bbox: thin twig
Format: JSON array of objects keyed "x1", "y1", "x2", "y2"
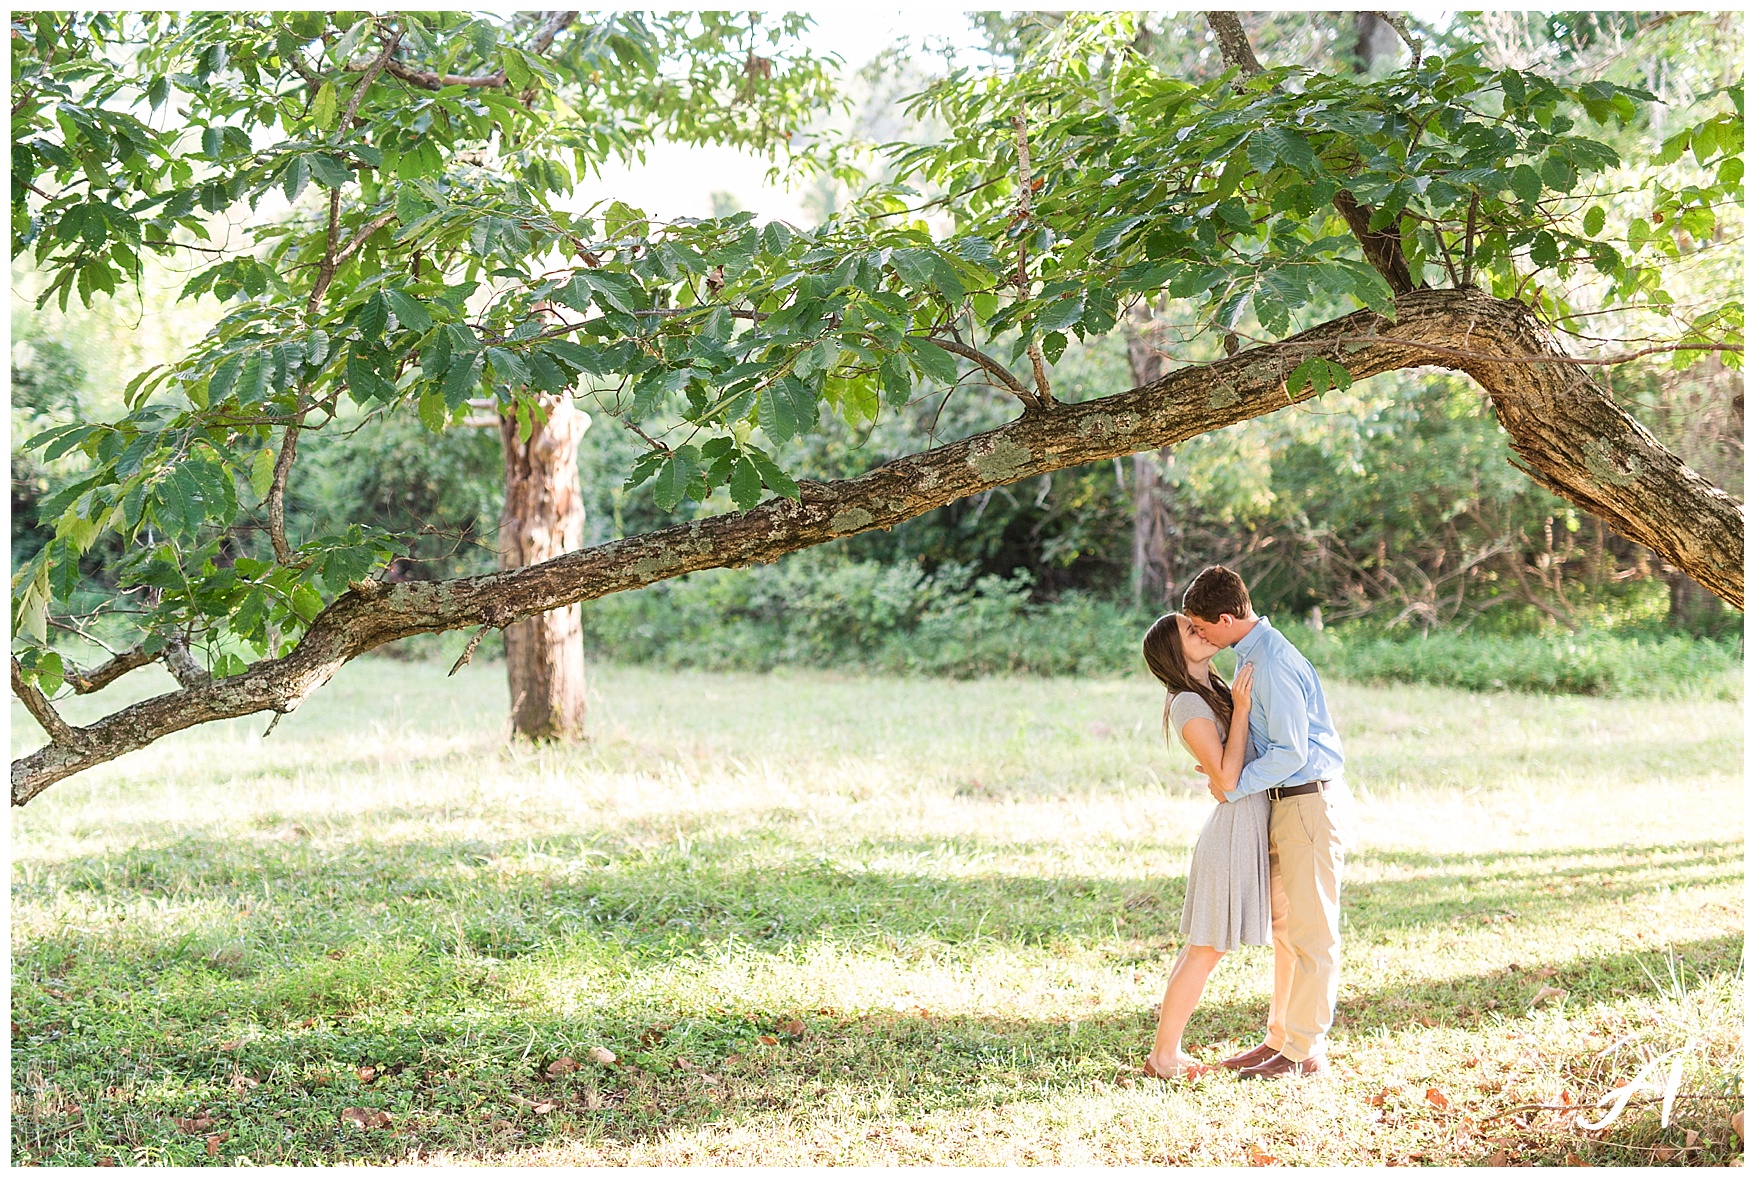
[
  {"x1": 1012, "y1": 111, "x2": 1052, "y2": 407},
  {"x1": 449, "y1": 624, "x2": 491, "y2": 676},
  {"x1": 923, "y1": 338, "x2": 1034, "y2": 404}
]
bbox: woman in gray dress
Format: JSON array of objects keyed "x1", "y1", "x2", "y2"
[{"x1": 1138, "y1": 612, "x2": 1271, "y2": 1079}]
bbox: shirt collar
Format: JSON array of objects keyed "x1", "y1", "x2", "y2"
[{"x1": 1233, "y1": 616, "x2": 1273, "y2": 659}]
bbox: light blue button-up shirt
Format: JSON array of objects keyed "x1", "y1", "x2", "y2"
[{"x1": 1226, "y1": 617, "x2": 1346, "y2": 800}]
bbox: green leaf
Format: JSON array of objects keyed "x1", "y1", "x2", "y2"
[
  {"x1": 313, "y1": 80, "x2": 337, "y2": 129},
  {"x1": 309, "y1": 153, "x2": 353, "y2": 189},
  {"x1": 758, "y1": 381, "x2": 798, "y2": 444},
  {"x1": 290, "y1": 582, "x2": 325, "y2": 622},
  {"x1": 384, "y1": 289, "x2": 432, "y2": 332},
  {"x1": 1286, "y1": 356, "x2": 1353, "y2": 397},
  {"x1": 418, "y1": 388, "x2": 447, "y2": 432},
  {"x1": 1261, "y1": 125, "x2": 1318, "y2": 174},
  {"x1": 729, "y1": 456, "x2": 762, "y2": 510},
  {"x1": 249, "y1": 448, "x2": 275, "y2": 499},
  {"x1": 207, "y1": 353, "x2": 243, "y2": 403},
  {"x1": 743, "y1": 445, "x2": 799, "y2": 500},
  {"x1": 1510, "y1": 163, "x2": 1542, "y2": 205},
  {"x1": 1582, "y1": 206, "x2": 1607, "y2": 237},
  {"x1": 237, "y1": 352, "x2": 270, "y2": 406},
  {"x1": 909, "y1": 339, "x2": 961, "y2": 385},
  {"x1": 358, "y1": 292, "x2": 389, "y2": 340},
  {"x1": 651, "y1": 445, "x2": 700, "y2": 511},
  {"x1": 283, "y1": 154, "x2": 311, "y2": 203},
  {"x1": 761, "y1": 220, "x2": 794, "y2": 255}
]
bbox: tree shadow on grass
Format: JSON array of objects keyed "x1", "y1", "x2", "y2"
[{"x1": 12, "y1": 816, "x2": 1744, "y2": 1164}]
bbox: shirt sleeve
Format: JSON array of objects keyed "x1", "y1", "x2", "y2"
[{"x1": 1229, "y1": 653, "x2": 1311, "y2": 799}]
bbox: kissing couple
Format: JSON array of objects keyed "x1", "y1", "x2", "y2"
[{"x1": 1139, "y1": 564, "x2": 1356, "y2": 1081}]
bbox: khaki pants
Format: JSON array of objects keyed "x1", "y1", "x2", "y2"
[{"x1": 1264, "y1": 781, "x2": 1352, "y2": 1063}]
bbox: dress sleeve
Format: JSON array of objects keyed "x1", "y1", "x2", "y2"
[{"x1": 1167, "y1": 692, "x2": 1217, "y2": 747}]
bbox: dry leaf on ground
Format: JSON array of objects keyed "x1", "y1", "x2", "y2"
[
  {"x1": 1532, "y1": 986, "x2": 1568, "y2": 1006},
  {"x1": 1732, "y1": 1111, "x2": 1744, "y2": 1141},
  {"x1": 588, "y1": 1046, "x2": 616, "y2": 1066},
  {"x1": 1684, "y1": 1129, "x2": 1700, "y2": 1148},
  {"x1": 758, "y1": 1034, "x2": 778, "y2": 1046},
  {"x1": 357, "y1": 1065, "x2": 376, "y2": 1083},
  {"x1": 1563, "y1": 1151, "x2": 1591, "y2": 1165},
  {"x1": 1426, "y1": 1087, "x2": 1451, "y2": 1110},
  {"x1": 173, "y1": 1115, "x2": 214, "y2": 1134},
  {"x1": 545, "y1": 1057, "x2": 579, "y2": 1079},
  {"x1": 1247, "y1": 1141, "x2": 1281, "y2": 1166},
  {"x1": 205, "y1": 1133, "x2": 228, "y2": 1156},
  {"x1": 340, "y1": 1107, "x2": 392, "y2": 1130},
  {"x1": 1487, "y1": 1149, "x2": 1509, "y2": 1166},
  {"x1": 780, "y1": 1019, "x2": 806, "y2": 1036}
]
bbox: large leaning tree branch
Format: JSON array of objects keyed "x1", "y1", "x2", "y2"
[{"x1": 12, "y1": 288, "x2": 1743, "y2": 803}]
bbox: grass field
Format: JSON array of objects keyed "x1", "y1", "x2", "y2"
[{"x1": 10, "y1": 657, "x2": 1745, "y2": 1166}]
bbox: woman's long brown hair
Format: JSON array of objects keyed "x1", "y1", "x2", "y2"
[{"x1": 1142, "y1": 612, "x2": 1234, "y2": 747}]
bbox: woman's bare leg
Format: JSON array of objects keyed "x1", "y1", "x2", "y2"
[{"x1": 1144, "y1": 943, "x2": 1225, "y2": 1078}]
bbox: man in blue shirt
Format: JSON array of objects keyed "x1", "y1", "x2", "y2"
[{"x1": 1183, "y1": 565, "x2": 1354, "y2": 1080}]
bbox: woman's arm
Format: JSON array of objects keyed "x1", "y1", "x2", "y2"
[{"x1": 1182, "y1": 665, "x2": 1254, "y2": 801}]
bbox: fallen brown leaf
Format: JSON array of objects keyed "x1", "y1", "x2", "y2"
[
  {"x1": 340, "y1": 1107, "x2": 392, "y2": 1130},
  {"x1": 229, "y1": 1074, "x2": 260, "y2": 1093},
  {"x1": 173, "y1": 1115, "x2": 215, "y2": 1134},
  {"x1": 1248, "y1": 1141, "x2": 1281, "y2": 1166},
  {"x1": 42, "y1": 988, "x2": 69, "y2": 1000},
  {"x1": 532, "y1": 1102, "x2": 557, "y2": 1115},
  {"x1": 587, "y1": 1046, "x2": 616, "y2": 1066},
  {"x1": 545, "y1": 1057, "x2": 579, "y2": 1079},
  {"x1": 1532, "y1": 966, "x2": 1559, "y2": 979},
  {"x1": 639, "y1": 1024, "x2": 670, "y2": 1048},
  {"x1": 1487, "y1": 1150, "x2": 1509, "y2": 1166},
  {"x1": 1532, "y1": 986, "x2": 1568, "y2": 1006},
  {"x1": 1732, "y1": 1111, "x2": 1744, "y2": 1142},
  {"x1": 1369, "y1": 1088, "x2": 1392, "y2": 1108},
  {"x1": 1563, "y1": 1151, "x2": 1590, "y2": 1166},
  {"x1": 781, "y1": 1019, "x2": 806, "y2": 1036},
  {"x1": 205, "y1": 1133, "x2": 228, "y2": 1157},
  {"x1": 1414, "y1": 1015, "x2": 1437, "y2": 1028},
  {"x1": 1685, "y1": 1129, "x2": 1699, "y2": 1148},
  {"x1": 758, "y1": 1034, "x2": 778, "y2": 1046},
  {"x1": 1426, "y1": 1086, "x2": 1451, "y2": 1110},
  {"x1": 357, "y1": 1065, "x2": 376, "y2": 1083},
  {"x1": 673, "y1": 1057, "x2": 695, "y2": 1071},
  {"x1": 217, "y1": 1039, "x2": 244, "y2": 1052},
  {"x1": 1654, "y1": 1146, "x2": 1676, "y2": 1161},
  {"x1": 95, "y1": 1158, "x2": 117, "y2": 1167}
]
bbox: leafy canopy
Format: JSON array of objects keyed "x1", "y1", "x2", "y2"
[{"x1": 10, "y1": 11, "x2": 1743, "y2": 696}]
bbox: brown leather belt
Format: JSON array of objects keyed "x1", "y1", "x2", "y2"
[{"x1": 1267, "y1": 779, "x2": 1328, "y2": 801}]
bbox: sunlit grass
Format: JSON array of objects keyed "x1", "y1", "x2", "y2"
[{"x1": 11, "y1": 659, "x2": 1744, "y2": 1165}]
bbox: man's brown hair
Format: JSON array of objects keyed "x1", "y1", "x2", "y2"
[{"x1": 1182, "y1": 565, "x2": 1252, "y2": 622}]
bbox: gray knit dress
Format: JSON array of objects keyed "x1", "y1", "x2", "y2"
[{"x1": 1169, "y1": 691, "x2": 1272, "y2": 951}]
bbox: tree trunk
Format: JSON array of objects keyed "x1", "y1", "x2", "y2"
[
  {"x1": 497, "y1": 394, "x2": 590, "y2": 740},
  {"x1": 1124, "y1": 305, "x2": 1176, "y2": 608},
  {"x1": 14, "y1": 288, "x2": 1743, "y2": 803}
]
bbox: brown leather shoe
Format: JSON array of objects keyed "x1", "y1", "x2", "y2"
[
  {"x1": 1217, "y1": 1043, "x2": 1279, "y2": 1071},
  {"x1": 1238, "y1": 1052, "x2": 1329, "y2": 1080}
]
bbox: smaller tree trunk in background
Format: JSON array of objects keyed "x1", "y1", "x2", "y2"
[
  {"x1": 1125, "y1": 306, "x2": 1176, "y2": 608},
  {"x1": 498, "y1": 395, "x2": 590, "y2": 740}
]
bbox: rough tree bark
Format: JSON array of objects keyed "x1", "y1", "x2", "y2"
[
  {"x1": 13, "y1": 286, "x2": 1742, "y2": 804},
  {"x1": 497, "y1": 394, "x2": 590, "y2": 740},
  {"x1": 1123, "y1": 305, "x2": 1176, "y2": 608}
]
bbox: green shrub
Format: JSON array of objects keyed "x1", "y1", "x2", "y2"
[{"x1": 569, "y1": 558, "x2": 1741, "y2": 699}]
